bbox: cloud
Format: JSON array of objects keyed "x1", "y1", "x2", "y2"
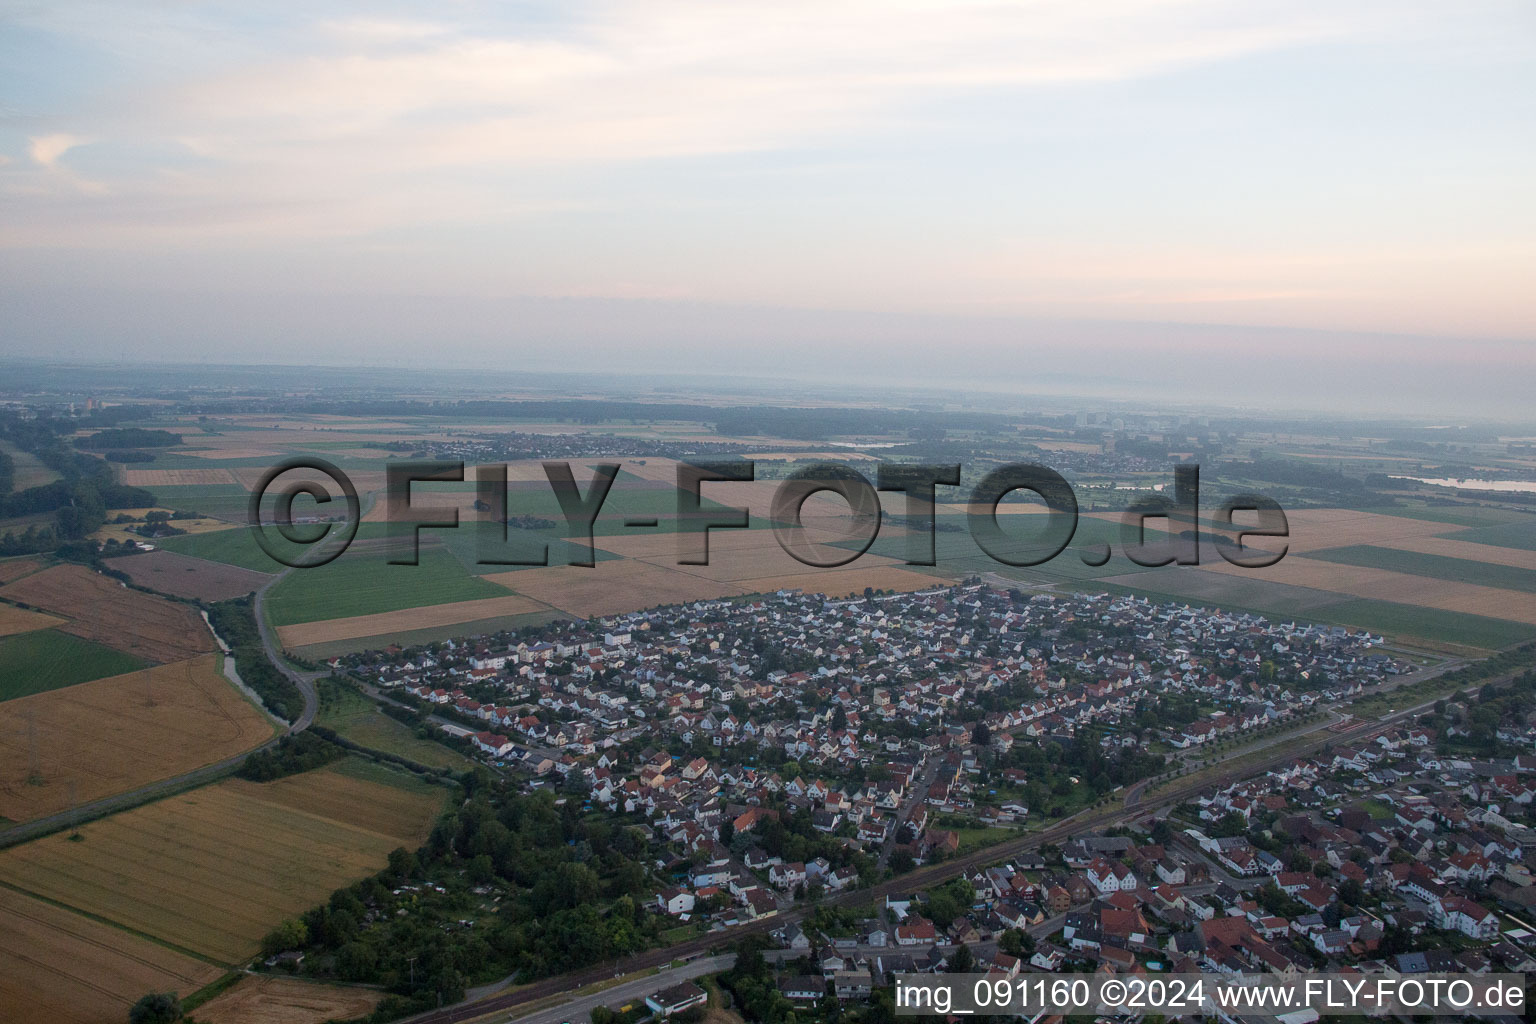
[
  {"x1": 1, "y1": 0, "x2": 1531, "y2": 345},
  {"x1": 28, "y1": 133, "x2": 90, "y2": 169}
]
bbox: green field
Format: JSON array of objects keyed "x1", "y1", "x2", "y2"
[
  {"x1": 0, "y1": 630, "x2": 149, "y2": 701},
  {"x1": 0, "y1": 440, "x2": 60, "y2": 490},
  {"x1": 265, "y1": 543, "x2": 511, "y2": 626},
  {"x1": 317, "y1": 682, "x2": 474, "y2": 770},
  {"x1": 158, "y1": 526, "x2": 290, "y2": 572},
  {"x1": 1450, "y1": 520, "x2": 1536, "y2": 552},
  {"x1": 148, "y1": 483, "x2": 255, "y2": 520},
  {"x1": 1321, "y1": 598, "x2": 1535, "y2": 650},
  {"x1": 1306, "y1": 545, "x2": 1536, "y2": 594},
  {"x1": 1358, "y1": 503, "x2": 1532, "y2": 528}
]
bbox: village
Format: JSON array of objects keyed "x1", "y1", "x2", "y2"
[{"x1": 278, "y1": 584, "x2": 1531, "y2": 1011}]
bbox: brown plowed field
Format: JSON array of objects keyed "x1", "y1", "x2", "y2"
[
  {"x1": 103, "y1": 549, "x2": 271, "y2": 601},
  {"x1": 0, "y1": 564, "x2": 215, "y2": 663}
]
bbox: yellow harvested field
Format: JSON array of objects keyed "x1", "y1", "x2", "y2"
[
  {"x1": 1378, "y1": 535, "x2": 1536, "y2": 571},
  {"x1": 122, "y1": 468, "x2": 237, "y2": 486},
  {"x1": 0, "y1": 655, "x2": 275, "y2": 822},
  {"x1": 1198, "y1": 557, "x2": 1536, "y2": 626},
  {"x1": 193, "y1": 975, "x2": 382, "y2": 1024},
  {"x1": 0, "y1": 603, "x2": 65, "y2": 637},
  {"x1": 0, "y1": 888, "x2": 222, "y2": 1024},
  {"x1": 0, "y1": 764, "x2": 446, "y2": 963},
  {"x1": 487, "y1": 559, "x2": 748, "y2": 618},
  {"x1": 221, "y1": 767, "x2": 444, "y2": 844},
  {"x1": 1082, "y1": 507, "x2": 1464, "y2": 556},
  {"x1": 617, "y1": 458, "x2": 682, "y2": 483},
  {"x1": 1228, "y1": 508, "x2": 1454, "y2": 555},
  {"x1": 276, "y1": 593, "x2": 553, "y2": 648},
  {"x1": 737, "y1": 565, "x2": 945, "y2": 598}
]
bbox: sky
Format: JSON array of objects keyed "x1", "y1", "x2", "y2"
[{"x1": 2, "y1": 1, "x2": 1534, "y2": 415}]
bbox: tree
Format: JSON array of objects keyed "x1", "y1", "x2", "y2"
[
  {"x1": 947, "y1": 943, "x2": 976, "y2": 973},
  {"x1": 972, "y1": 721, "x2": 991, "y2": 746},
  {"x1": 260, "y1": 918, "x2": 307, "y2": 955},
  {"x1": 720, "y1": 818, "x2": 736, "y2": 847},
  {"x1": 999, "y1": 928, "x2": 1024, "y2": 956},
  {"x1": 128, "y1": 993, "x2": 183, "y2": 1024}
]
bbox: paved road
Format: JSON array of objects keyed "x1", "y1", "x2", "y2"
[
  {"x1": 878, "y1": 754, "x2": 939, "y2": 868},
  {"x1": 250, "y1": 527, "x2": 354, "y2": 734},
  {"x1": 502, "y1": 955, "x2": 734, "y2": 1024}
]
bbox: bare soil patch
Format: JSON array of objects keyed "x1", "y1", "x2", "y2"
[{"x1": 193, "y1": 975, "x2": 383, "y2": 1024}]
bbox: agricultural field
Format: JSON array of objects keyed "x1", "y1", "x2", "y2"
[
  {"x1": 1304, "y1": 544, "x2": 1536, "y2": 594},
  {"x1": 0, "y1": 563, "x2": 216, "y2": 664},
  {"x1": 276, "y1": 592, "x2": 552, "y2": 648},
  {"x1": 0, "y1": 759, "x2": 447, "y2": 963},
  {"x1": 122, "y1": 467, "x2": 239, "y2": 486},
  {"x1": 288, "y1": 608, "x2": 568, "y2": 661},
  {"x1": 0, "y1": 629, "x2": 147, "y2": 701},
  {"x1": 0, "y1": 887, "x2": 223, "y2": 1024},
  {"x1": 485, "y1": 558, "x2": 751, "y2": 618},
  {"x1": 0, "y1": 438, "x2": 61, "y2": 490},
  {"x1": 0, "y1": 654, "x2": 275, "y2": 822},
  {"x1": 264, "y1": 543, "x2": 511, "y2": 627},
  {"x1": 316, "y1": 682, "x2": 473, "y2": 770},
  {"x1": 158, "y1": 525, "x2": 292, "y2": 573},
  {"x1": 0, "y1": 602, "x2": 64, "y2": 637},
  {"x1": 147, "y1": 483, "x2": 257, "y2": 521},
  {"x1": 104, "y1": 549, "x2": 272, "y2": 601},
  {"x1": 0, "y1": 556, "x2": 44, "y2": 584},
  {"x1": 1196, "y1": 557, "x2": 1536, "y2": 626},
  {"x1": 732, "y1": 564, "x2": 945, "y2": 598},
  {"x1": 192, "y1": 975, "x2": 382, "y2": 1024},
  {"x1": 90, "y1": 508, "x2": 234, "y2": 545}
]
